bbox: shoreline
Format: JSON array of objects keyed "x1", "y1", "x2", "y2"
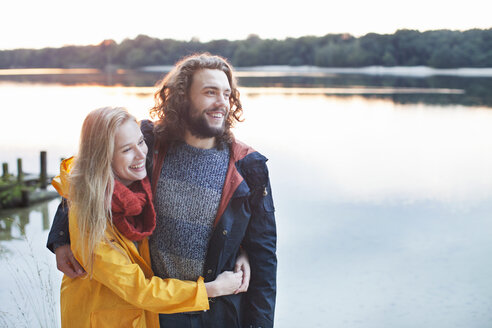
[
  {"x1": 142, "y1": 65, "x2": 492, "y2": 78},
  {"x1": 2, "y1": 66, "x2": 492, "y2": 78}
]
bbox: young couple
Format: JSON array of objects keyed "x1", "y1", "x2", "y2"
[{"x1": 47, "y1": 53, "x2": 277, "y2": 328}]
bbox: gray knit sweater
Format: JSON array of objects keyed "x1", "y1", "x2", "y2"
[{"x1": 149, "y1": 142, "x2": 229, "y2": 280}]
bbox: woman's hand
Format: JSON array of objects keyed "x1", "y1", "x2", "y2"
[
  {"x1": 205, "y1": 271, "x2": 243, "y2": 298},
  {"x1": 234, "y1": 247, "x2": 250, "y2": 294}
]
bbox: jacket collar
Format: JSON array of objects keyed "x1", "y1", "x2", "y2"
[{"x1": 213, "y1": 139, "x2": 255, "y2": 226}]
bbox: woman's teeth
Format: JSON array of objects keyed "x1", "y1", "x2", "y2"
[{"x1": 130, "y1": 163, "x2": 144, "y2": 169}]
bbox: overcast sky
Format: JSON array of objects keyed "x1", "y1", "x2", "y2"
[{"x1": 2, "y1": 0, "x2": 491, "y2": 50}]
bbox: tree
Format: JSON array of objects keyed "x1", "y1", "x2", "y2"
[{"x1": 1, "y1": 29, "x2": 492, "y2": 69}]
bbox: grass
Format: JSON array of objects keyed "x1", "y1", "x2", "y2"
[{"x1": 0, "y1": 226, "x2": 58, "y2": 327}]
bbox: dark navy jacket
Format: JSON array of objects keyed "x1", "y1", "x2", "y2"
[{"x1": 47, "y1": 120, "x2": 277, "y2": 328}]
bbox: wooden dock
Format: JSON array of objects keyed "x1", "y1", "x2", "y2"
[{"x1": 0, "y1": 151, "x2": 59, "y2": 210}]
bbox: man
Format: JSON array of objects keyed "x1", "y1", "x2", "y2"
[{"x1": 47, "y1": 53, "x2": 277, "y2": 328}]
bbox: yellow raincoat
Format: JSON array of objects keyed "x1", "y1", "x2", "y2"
[{"x1": 52, "y1": 157, "x2": 209, "y2": 327}]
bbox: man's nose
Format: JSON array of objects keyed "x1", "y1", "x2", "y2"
[{"x1": 215, "y1": 94, "x2": 228, "y2": 107}]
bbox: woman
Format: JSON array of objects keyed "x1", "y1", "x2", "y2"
[{"x1": 53, "y1": 107, "x2": 244, "y2": 327}]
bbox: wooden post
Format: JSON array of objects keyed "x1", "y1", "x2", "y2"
[
  {"x1": 17, "y1": 158, "x2": 23, "y2": 183},
  {"x1": 21, "y1": 189, "x2": 30, "y2": 207},
  {"x1": 2, "y1": 163, "x2": 8, "y2": 179},
  {"x1": 40, "y1": 151, "x2": 47, "y2": 189}
]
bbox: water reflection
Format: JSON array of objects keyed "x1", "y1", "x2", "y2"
[
  {"x1": 238, "y1": 74, "x2": 492, "y2": 107},
  {"x1": 0, "y1": 200, "x2": 54, "y2": 241},
  {"x1": 1, "y1": 68, "x2": 492, "y2": 107},
  {"x1": 0, "y1": 69, "x2": 164, "y2": 87}
]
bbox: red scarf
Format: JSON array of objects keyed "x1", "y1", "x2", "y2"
[{"x1": 111, "y1": 177, "x2": 156, "y2": 241}]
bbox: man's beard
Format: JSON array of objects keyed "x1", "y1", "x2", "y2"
[{"x1": 186, "y1": 107, "x2": 227, "y2": 139}]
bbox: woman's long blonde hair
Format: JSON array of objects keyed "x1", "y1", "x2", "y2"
[{"x1": 69, "y1": 107, "x2": 135, "y2": 275}]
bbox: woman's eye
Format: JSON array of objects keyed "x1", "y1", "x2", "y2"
[
  {"x1": 138, "y1": 139, "x2": 144, "y2": 145},
  {"x1": 123, "y1": 148, "x2": 131, "y2": 153}
]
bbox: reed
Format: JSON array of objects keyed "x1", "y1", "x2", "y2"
[{"x1": 0, "y1": 225, "x2": 59, "y2": 327}]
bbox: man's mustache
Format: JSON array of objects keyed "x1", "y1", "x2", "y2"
[{"x1": 204, "y1": 108, "x2": 227, "y2": 115}]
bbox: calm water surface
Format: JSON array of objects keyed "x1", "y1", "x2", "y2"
[{"x1": 1, "y1": 69, "x2": 492, "y2": 327}]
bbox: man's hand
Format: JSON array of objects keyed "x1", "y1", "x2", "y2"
[
  {"x1": 234, "y1": 247, "x2": 250, "y2": 294},
  {"x1": 55, "y1": 244, "x2": 86, "y2": 278}
]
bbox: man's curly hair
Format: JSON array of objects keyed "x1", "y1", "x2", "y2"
[{"x1": 150, "y1": 53, "x2": 243, "y2": 147}]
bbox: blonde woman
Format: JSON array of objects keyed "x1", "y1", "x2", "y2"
[{"x1": 53, "y1": 107, "x2": 243, "y2": 327}]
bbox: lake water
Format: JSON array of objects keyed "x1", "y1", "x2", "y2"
[{"x1": 1, "y1": 67, "x2": 492, "y2": 327}]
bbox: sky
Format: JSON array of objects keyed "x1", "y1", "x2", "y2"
[{"x1": 1, "y1": 0, "x2": 492, "y2": 50}]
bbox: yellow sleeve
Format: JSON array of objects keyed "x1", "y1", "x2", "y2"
[{"x1": 69, "y1": 215, "x2": 210, "y2": 314}]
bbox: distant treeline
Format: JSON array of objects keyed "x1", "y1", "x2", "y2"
[{"x1": 1, "y1": 28, "x2": 492, "y2": 69}]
